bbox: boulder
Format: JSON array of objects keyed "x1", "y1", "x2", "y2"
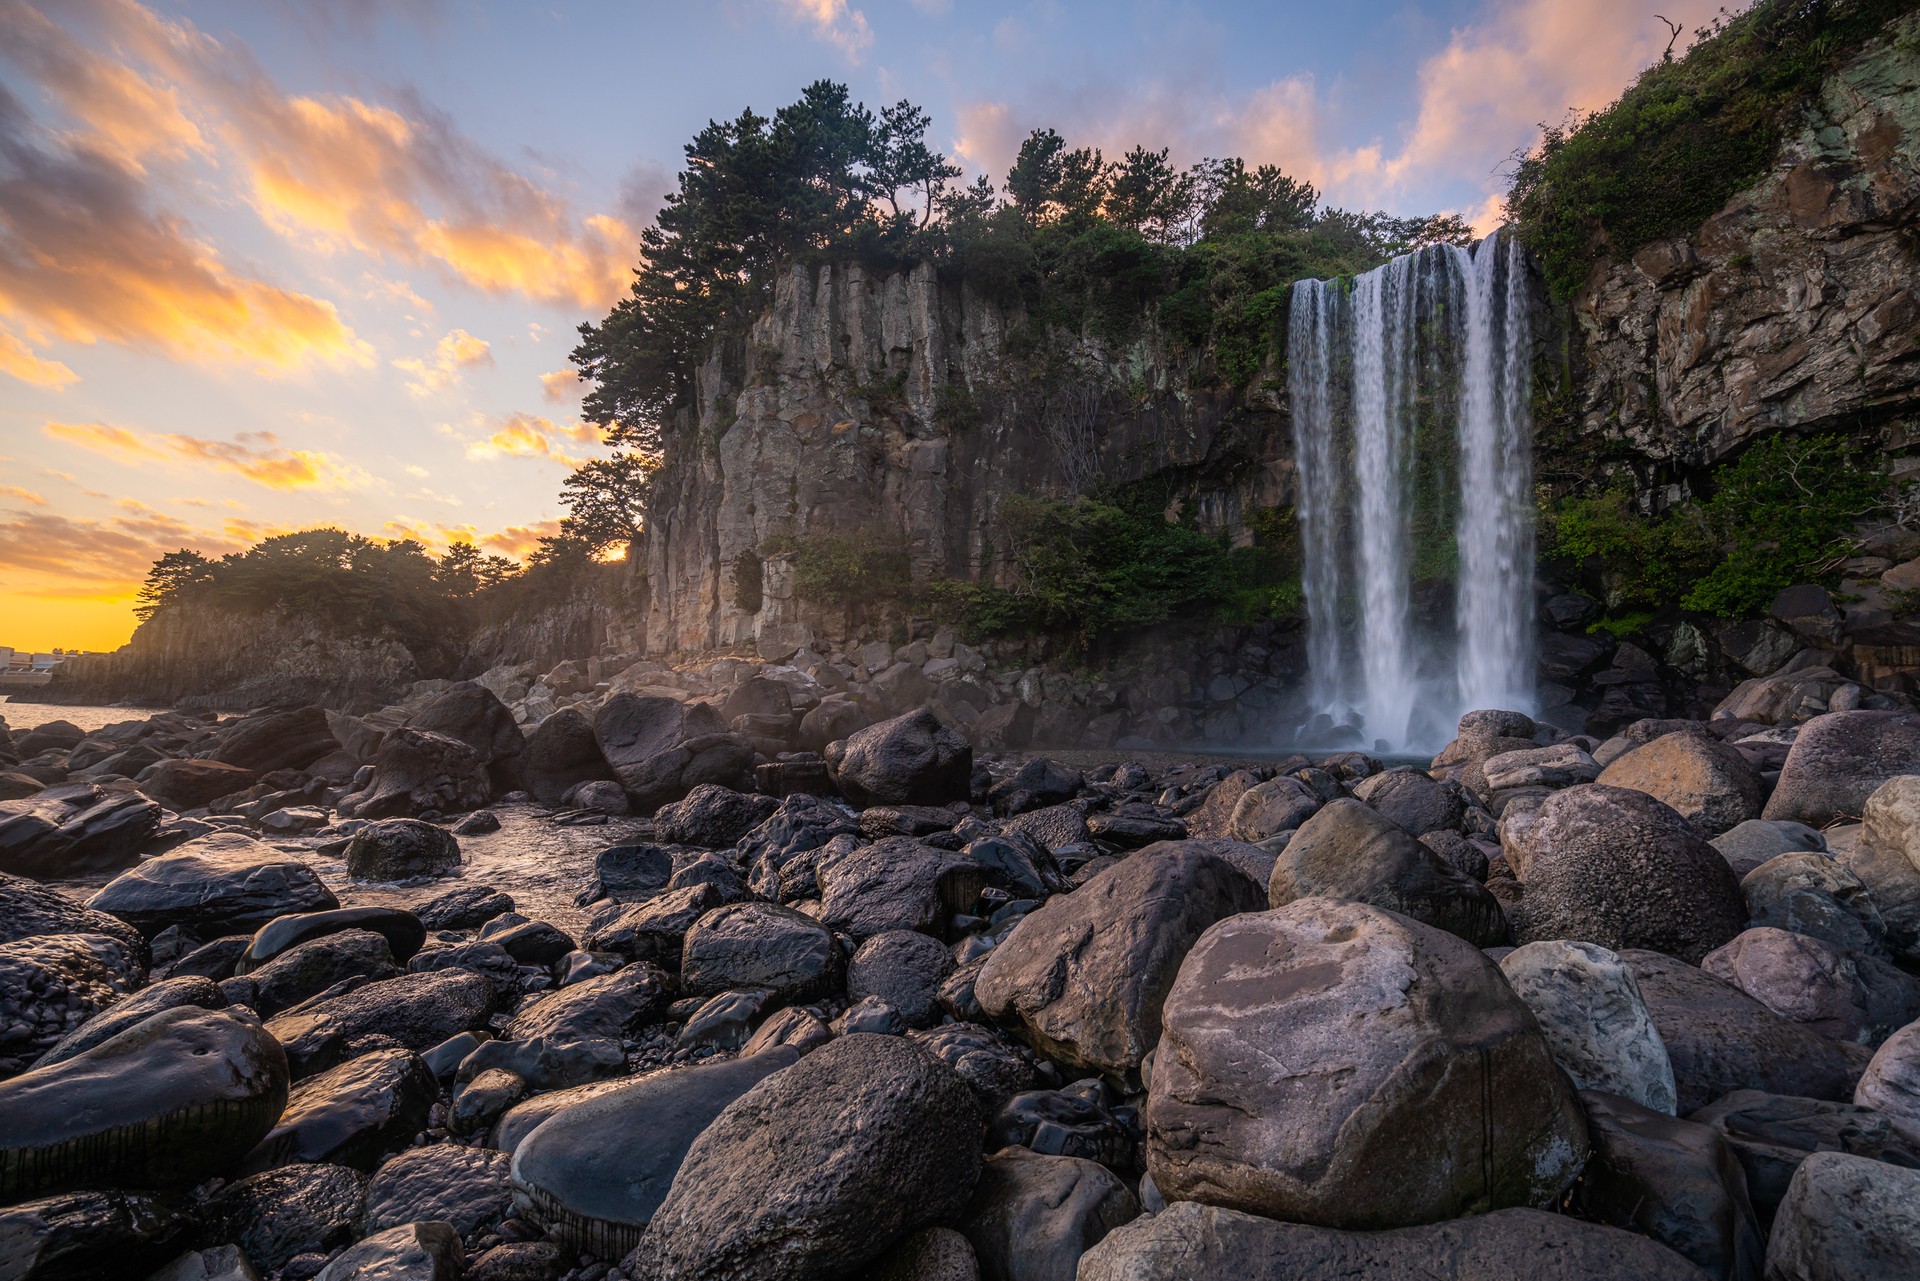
[
  {"x1": 140, "y1": 759, "x2": 258, "y2": 810},
  {"x1": 679, "y1": 902, "x2": 841, "y2": 1000},
  {"x1": 1076, "y1": 1202, "x2": 1711, "y2": 1281},
  {"x1": 411, "y1": 681, "x2": 525, "y2": 791},
  {"x1": 239, "y1": 907, "x2": 427, "y2": 972},
  {"x1": 1226, "y1": 776, "x2": 1321, "y2": 842},
  {"x1": 313, "y1": 1221, "x2": 463, "y2": 1281},
  {"x1": 1499, "y1": 940, "x2": 1678, "y2": 1113},
  {"x1": 148, "y1": 1245, "x2": 264, "y2": 1281},
  {"x1": 365, "y1": 1144, "x2": 513, "y2": 1236},
  {"x1": 344, "y1": 820, "x2": 462, "y2": 881},
  {"x1": 1145, "y1": 899, "x2": 1587, "y2": 1228},
  {"x1": 340, "y1": 727, "x2": 492, "y2": 819},
  {"x1": 1571, "y1": 1090, "x2": 1764, "y2": 1281},
  {"x1": 976, "y1": 843, "x2": 1264, "y2": 1074},
  {"x1": 1349, "y1": 767, "x2": 1463, "y2": 836},
  {"x1": 509, "y1": 1049, "x2": 799, "y2": 1257},
  {"x1": 1849, "y1": 775, "x2": 1920, "y2": 961},
  {"x1": 0, "y1": 1008, "x2": 288, "y2": 1202},
  {"x1": 0, "y1": 783, "x2": 163, "y2": 878},
  {"x1": 0, "y1": 871, "x2": 144, "y2": 953},
  {"x1": 201, "y1": 1162, "x2": 367, "y2": 1272},
  {"x1": 1622, "y1": 950, "x2": 1865, "y2": 1114},
  {"x1": 521, "y1": 708, "x2": 615, "y2": 805},
  {"x1": 265, "y1": 969, "x2": 497, "y2": 1078},
  {"x1": 208, "y1": 707, "x2": 338, "y2": 774},
  {"x1": 1764, "y1": 711, "x2": 1920, "y2": 828},
  {"x1": 1509, "y1": 785, "x2": 1746, "y2": 963},
  {"x1": 1742, "y1": 853, "x2": 1888, "y2": 957},
  {"x1": 1703, "y1": 927, "x2": 1915, "y2": 1045},
  {"x1": 33, "y1": 974, "x2": 226, "y2": 1068},
  {"x1": 1269, "y1": 799, "x2": 1507, "y2": 946},
  {"x1": 504, "y1": 961, "x2": 670, "y2": 1045},
  {"x1": 624, "y1": 1035, "x2": 984, "y2": 1281},
  {"x1": 87, "y1": 832, "x2": 338, "y2": 938},
  {"x1": 0, "y1": 933, "x2": 141, "y2": 1074},
  {"x1": 909, "y1": 1022, "x2": 1038, "y2": 1110},
  {"x1": 1597, "y1": 731, "x2": 1766, "y2": 836},
  {"x1": 958, "y1": 1146, "x2": 1138, "y2": 1281},
  {"x1": 1763, "y1": 1151, "x2": 1920, "y2": 1281},
  {"x1": 869, "y1": 1227, "x2": 979, "y2": 1281},
  {"x1": 1713, "y1": 820, "x2": 1825, "y2": 879},
  {"x1": 415, "y1": 884, "x2": 514, "y2": 932},
  {"x1": 1480, "y1": 743, "x2": 1603, "y2": 792},
  {"x1": 593, "y1": 694, "x2": 749, "y2": 812},
  {"x1": 239, "y1": 929, "x2": 400, "y2": 1019},
  {"x1": 242, "y1": 1048, "x2": 438, "y2": 1173},
  {"x1": 987, "y1": 758, "x2": 1082, "y2": 817},
  {"x1": 848, "y1": 930, "x2": 954, "y2": 1029},
  {"x1": 0, "y1": 1190, "x2": 193, "y2": 1281},
  {"x1": 13, "y1": 719, "x2": 84, "y2": 755},
  {"x1": 815, "y1": 835, "x2": 984, "y2": 942},
  {"x1": 1690, "y1": 1090, "x2": 1920, "y2": 1227},
  {"x1": 1854, "y1": 1020, "x2": 1920, "y2": 1145},
  {"x1": 824, "y1": 709, "x2": 972, "y2": 808},
  {"x1": 654, "y1": 785, "x2": 779, "y2": 848}
]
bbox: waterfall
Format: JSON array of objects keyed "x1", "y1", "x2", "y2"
[{"x1": 1287, "y1": 230, "x2": 1534, "y2": 753}]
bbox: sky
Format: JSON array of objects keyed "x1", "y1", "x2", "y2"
[{"x1": 0, "y1": 0, "x2": 1726, "y2": 653}]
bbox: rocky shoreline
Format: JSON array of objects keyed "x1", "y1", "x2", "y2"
[{"x1": 3, "y1": 673, "x2": 1920, "y2": 1280}]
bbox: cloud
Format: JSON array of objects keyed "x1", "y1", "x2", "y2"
[
  {"x1": 393, "y1": 326, "x2": 493, "y2": 396},
  {"x1": 44, "y1": 420, "x2": 373, "y2": 491},
  {"x1": 0, "y1": 506, "x2": 248, "y2": 592},
  {"x1": 776, "y1": 0, "x2": 873, "y2": 63},
  {"x1": 540, "y1": 368, "x2": 583, "y2": 402},
  {"x1": 1, "y1": 484, "x2": 47, "y2": 506},
  {"x1": 0, "y1": 325, "x2": 77, "y2": 388},
  {"x1": 480, "y1": 519, "x2": 561, "y2": 559},
  {"x1": 462, "y1": 411, "x2": 599, "y2": 468}
]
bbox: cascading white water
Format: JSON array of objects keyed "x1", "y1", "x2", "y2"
[{"x1": 1287, "y1": 230, "x2": 1535, "y2": 753}]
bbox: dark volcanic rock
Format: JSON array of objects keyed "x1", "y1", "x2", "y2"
[
  {"x1": 241, "y1": 1047, "x2": 438, "y2": 1173},
  {"x1": 510, "y1": 1049, "x2": 799, "y2": 1257},
  {"x1": 411, "y1": 681, "x2": 525, "y2": 792},
  {"x1": 1349, "y1": 767, "x2": 1464, "y2": 837},
  {"x1": 959, "y1": 1146, "x2": 1137, "y2": 1281},
  {"x1": 624, "y1": 1034, "x2": 985, "y2": 1281},
  {"x1": 265, "y1": 969, "x2": 497, "y2": 1078},
  {"x1": 815, "y1": 835, "x2": 985, "y2": 942},
  {"x1": 505, "y1": 961, "x2": 671, "y2": 1044},
  {"x1": 240, "y1": 929, "x2": 400, "y2": 1018},
  {"x1": 344, "y1": 819, "x2": 462, "y2": 881},
  {"x1": 680, "y1": 901, "x2": 842, "y2": 1000},
  {"x1": 0, "y1": 1190, "x2": 192, "y2": 1281},
  {"x1": 0, "y1": 872, "x2": 145, "y2": 953},
  {"x1": 239, "y1": 906, "x2": 427, "y2": 972},
  {"x1": 522, "y1": 707, "x2": 616, "y2": 805},
  {"x1": 415, "y1": 884, "x2": 514, "y2": 931},
  {"x1": 33, "y1": 974, "x2": 226, "y2": 1068},
  {"x1": 0, "y1": 783, "x2": 162, "y2": 878},
  {"x1": 0, "y1": 933, "x2": 140, "y2": 1075},
  {"x1": 988, "y1": 757, "x2": 1083, "y2": 816},
  {"x1": 1270, "y1": 798, "x2": 1508, "y2": 946},
  {"x1": 209, "y1": 706, "x2": 338, "y2": 773},
  {"x1": 1689, "y1": 1090, "x2": 1920, "y2": 1227},
  {"x1": 202, "y1": 1162, "x2": 367, "y2": 1271},
  {"x1": 86, "y1": 832, "x2": 339, "y2": 938},
  {"x1": 1145, "y1": 899, "x2": 1586, "y2": 1228},
  {"x1": 975, "y1": 842, "x2": 1264, "y2": 1074},
  {"x1": 909, "y1": 1023, "x2": 1037, "y2": 1110},
  {"x1": 593, "y1": 694, "x2": 750, "y2": 812},
  {"x1": 824, "y1": 709, "x2": 973, "y2": 808},
  {"x1": 848, "y1": 929, "x2": 954, "y2": 1029},
  {"x1": 581, "y1": 884, "x2": 721, "y2": 967},
  {"x1": 654, "y1": 784, "x2": 779, "y2": 847},
  {"x1": 1077, "y1": 1202, "x2": 1712, "y2": 1281},
  {"x1": 311, "y1": 1220, "x2": 463, "y2": 1281},
  {"x1": 1509, "y1": 785, "x2": 1746, "y2": 963},
  {"x1": 365, "y1": 1144, "x2": 513, "y2": 1236},
  {"x1": 139, "y1": 758, "x2": 257, "y2": 810},
  {"x1": 341, "y1": 727, "x2": 492, "y2": 820},
  {"x1": 0, "y1": 1008, "x2": 288, "y2": 1202}
]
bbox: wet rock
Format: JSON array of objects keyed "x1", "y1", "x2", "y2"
[
  {"x1": 833, "y1": 994, "x2": 906, "y2": 1036},
  {"x1": 414, "y1": 885, "x2": 513, "y2": 932},
  {"x1": 33, "y1": 974, "x2": 226, "y2": 1068},
  {"x1": 582, "y1": 843, "x2": 673, "y2": 905},
  {"x1": 824, "y1": 708, "x2": 972, "y2": 808},
  {"x1": 1499, "y1": 940, "x2": 1677, "y2": 1113},
  {"x1": 489, "y1": 1078, "x2": 638, "y2": 1154},
  {"x1": 1764, "y1": 1151, "x2": 1920, "y2": 1281},
  {"x1": 520, "y1": 708, "x2": 615, "y2": 805},
  {"x1": 0, "y1": 1190, "x2": 191, "y2": 1281},
  {"x1": 345, "y1": 820, "x2": 461, "y2": 882},
  {"x1": 1509, "y1": 785, "x2": 1746, "y2": 963},
  {"x1": 483, "y1": 920, "x2": 575, "y2": 967},
  {"x1": 740, "y1": 1005, "x2": 833, "y2": 1057},
  {"x1": 1596, "y1": 731, "x2": 1766, "y2": 837},
  {"x1": 653, "y1": 785, "x2": 778, "y2": 848},
  {"x1": 624, "y1": 1034, "x2": 984, "y2": 1281},
  {"x1": 505, "y1": 961, "x2": 671, "y2": 1044},
  {"x1": 364, "y1": 1145, "x2": 512, "y2": 1237},
  {"x1": 450, "y1": 810, "x2": 499, "y2": 836},
  {"x1": 239, "y1": 907, "x2": 427, "y2": 972},
  {"x1": 666, "y1": 852, "x2": 747, "y2": 901},
  {"x1": 452, "y1": 1068, "x2": 528, "y2": 1137},
  {"x1": 1146, "y1": 899, "x2": 1586, "y2": 1228},
  {"x1": 86, "y1": 833, "x2": 338, "y2": 938},
  {"x1": 964, "y1": 833, "x2": 1065, "y2": 899},
  {"x1": 860, "y1": 805, "x2": 964, "y2": 840},
  {"x1": 411, "y1": 681, "x2": 525, "y2": 793},
  {"x1": 463, "y1": 1242, "x2": 565, "y2": 1281},
  {"x1": 675, "y1": 902, "x2": 837, "y2": 999},
  {"x1": 407, "y1": 941, "x2": 519, "y2": 997},
  {"x1": 1855, "y1": 1020, "x2": 1920, "y2": 1145},
  {"x1": 1349, "y1": 768, "x2": 1463, "y2": 837},
  {"x1": 201, "y1": 1163, "x2": 367, "y2": 1272},
  {"x1": 241, "y1": 930, "x2": 400, "y2": 1019},
  {"x1": 242, "y1": 1048, "x2": 438, "y2": 1173},
  {"x1": 988, "y1": 758, "x2": 1083, "y2": 817},
  {"x1": 674, "y1": 987, "x2": 776, "y2": 1051},
  {"x1": 816, "y1": 836, "x2": 984, "y2": 942},
  {"x1": 0, "y1": 872, "x2": 145, "y2": 953},
  {"x1": 265, "y1": 970, "x2": 496, "y2": 1078},
  {"x1": 987, "y1": 1086, "x2": 1137, "y2": 1172},
  {"x1": 208, "y1": 707, "x2": 338, "y2": 774},
  {"x1": 140, "y1": 759, "x2": 257, "y2": 811},
  {"x1": 1226, "y1": 776, "x2": 1320, "y2": 842},
  {"x1": 848, "y1": 930, "x2": 953, "y2": 1029},
  {"x1": 1085, "y1": 810, "x2": 1186, "y2": 849},
  {"x1": 1690, "y1": 1090, "x2": 1920, "y2": 1227},
  {"x1": 0, "y1": 1008, "x2": 288, "y2": 1202},
  {"x1": 0, "y1": 784, "x2": 163, "y2": 878},
  {"x1": 163, "y1": 937, "x2": 251, "y2": 983},
  {"x1": 910, "y1": 1023, "x2": 1037, "y2": 1110},
  {"x1": 1269, "y1": 799, "x2": 1508, "y2": 946},
  {"x1": 313, "y1": 1221, "x2": 463, "y2": 1281},
  {"x1": 1571, "y1": 1090, "x2": 1764, "y2": 1281},
  {"x1": 1742, "y1": 853, "x2": 1888, "y2": 958},
  {"x1": 581, "y1": 884, "x2": 721, "y2": 967},
  {"x1": 147, "y1": 1245, "x2": 264, "y2": 1281},
  {"x1": 339, "y1": 727, "x2": 492, "y2": 820},
  {"x1": 593, "y1": 694, "x2": 749, "y2": 812},
  {"x1": 1077, "y1": 1201, "x2": 1711, "y2": 1281},
  {"x1": 1622, "y1": 950, "x2": 1865, "y2": 1113},
  {"x1": 1764, "y1": 711, "x2": 1920, "y2": 829},
  {"x1": 509, "y1": 1049, "x2": 799, "y2": 1257},
  {"x1": 959, "y1": 1146, "x2": 1137, "y2": 1281},
  {"x1": 0, "y1": 932, "x2": 141, "y2": 1074},
  {"x1": 975, "y1": 843, "x2": 1265, "y2": 1075},
  {"x1": 566, "y1": 780, "x2": 630, "y2": 814}
]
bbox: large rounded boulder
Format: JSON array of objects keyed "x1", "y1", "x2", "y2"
[
  {"x1": 86, "y1": 832, "x2": 339, "y2": 938},
  {"x1": 975, "y1": 842, "x2": 1264, "y2": 1075},
  {"x1": 521, "y1": 707, "x2": 616, "y2": 805},
  {"x1": 339, "y1": 726, "x2": 492, "y2": 820},
  {"x1": 1596, "y1": 729, "x2": 1766, "y2": 836},
  {"x1": 824, "y1": 708, "x2": 972, "y2": 808},
  {"x1": 623, "y1": 1034, "x2": 985, "y2": 1281},
  {"x1": 344, "y1": 819, "x2": 462, "y2": 881},
  {"x1": 1144, "y1": 898, "x2": 1587, "y2": 1229},
  {"x1": 1764, "y1": 710, "x2": 1920, "y2": 828},
  {"x1": 1508, "y1": 784, "x2": 1746, "y2": 963},
  {"x1": 1499, "y1": 940, "x2": 1677, "y2": 1113},
  {"x1": 1270, "y1": 799, "x2": 1507, "y2": 946}
]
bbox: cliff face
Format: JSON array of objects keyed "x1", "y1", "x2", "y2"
[
  {"x1": 641, "y1": 261, "x2": 1291, "y2": 655},
  {"x1": 1567, "y1": 14, "x2": 1920, "y2": 478}
]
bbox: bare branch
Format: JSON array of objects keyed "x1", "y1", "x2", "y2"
[{"x1": 1655, "y1": 14, "x2": 1683, "y2": 60}]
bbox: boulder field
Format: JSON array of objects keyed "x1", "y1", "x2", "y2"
[{"x1": 2, "y1": 696, "x2": 1920, "y2": 1280}]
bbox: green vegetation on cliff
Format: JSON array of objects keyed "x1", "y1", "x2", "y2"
[{"x1": 1509, "y1": 0, "x2": 1913, "y2": 297}]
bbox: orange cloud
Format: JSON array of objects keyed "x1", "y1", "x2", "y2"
[
  {"x1": 0, "y1": 325, "x2": 78, "y2": 388},
  {"x1": 481, "y1": 520, "x2": 561, "y2": 560},
  {"x1": 44, "y1": 421, "x2": 372, "y2": 492},
  {"x1": 464, "y1": 412, "x2": 599, "y2": 468},
  {"x1": 1, "y1": 485, "x2": 47, "y2": 506},
  {"x1": 540, "y1": 368, "x2": 584, "y2": 402},
  {"x1": 776, "y1": 0, "x2": 874, "y2": 63},
  {"x1": 393, "y1": 326, "x2": 493, "y2": 396}
]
